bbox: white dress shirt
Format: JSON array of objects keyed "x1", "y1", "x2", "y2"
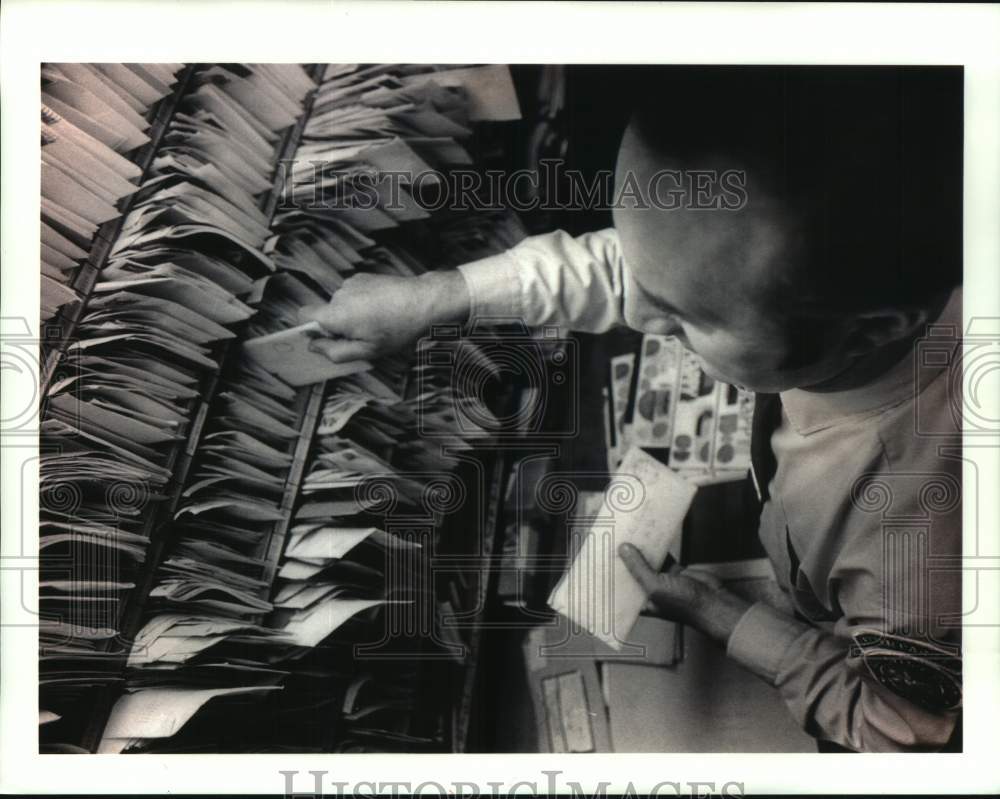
[
  {"x1": 459, "y1": 228, "x2": 629, "y2": 333},
  {"x1": 458, "y1": 228, "x2": 963, "y2": 751}
]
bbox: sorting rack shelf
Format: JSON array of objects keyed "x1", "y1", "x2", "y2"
[
  {"x1": 71, "y1": 64, "x2": 326, "y2": 752},
  {"x1": 451, "y1": 447, "x2": 511, "y2": 752},
  {"x1": 43, "y1": 62, "x2": 522, "y2": 755},
  {"x1": 259, "y1": 381, "x2": 327, "y2": 587},
  {"x1": 41, "y1": 64, "x2": 198, "y2": 402}
]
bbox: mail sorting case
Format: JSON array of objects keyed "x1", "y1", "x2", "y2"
[{"x1": 38, "y1": 62, "x2": 527, "y2": 753}]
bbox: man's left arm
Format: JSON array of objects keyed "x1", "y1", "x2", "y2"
[{"x1": 620, "y1": 542, "x2": 962, "y2": 752}]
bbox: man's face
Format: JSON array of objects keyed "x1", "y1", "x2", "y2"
[{"x1": 612, "y1": 129, "x2": 854, "y2": 394}]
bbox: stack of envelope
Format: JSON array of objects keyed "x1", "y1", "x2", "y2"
[
  {"x1": 253, "y1": 65, "x2": 525, "y2": 750},
  {"x1": 73, "y1": 63, "x2": 527, "y2": 754},
  {"x1": 40, "y1": 63, "x2": 314, "y2": 754},
  {"x1": 259, "y1": 352, "x2": 511, "y2": 747},
  {"x1": 41, "y1": 64, "x2": 186, "y2": 320},
  {"x1": 39, "y1": 61, "x2": 184, "y2": 748}
]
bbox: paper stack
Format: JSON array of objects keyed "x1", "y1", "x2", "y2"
[
  {"x1": 39, "y1": 63, "x2": 314, "y2": 754},
  {"x1": 47, "y1": 62, "x2": 527, "y2": 754},
  {"x1": 245, "y1": 64, "x2": 523, "y2": 750},
  {"x1": 41, "y1": 64, "x2": 186, "y2": 320}
]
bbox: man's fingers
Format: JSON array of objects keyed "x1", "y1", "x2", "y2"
[
  {"x1": 299, "y1": 302, "x2": 348, "y2": 335},
  {"x1": 682, "y1": 565, "x2": 724, "y2": 591},
  {"x1": 618, "y1": 543, "x2": 663, "y2": 595},
  {"x1": 308, "y1": 337, "x2": 374, "y2": 363},
  {"x1": 298, "y1": 302, "x2": 327, "y2": 325}
]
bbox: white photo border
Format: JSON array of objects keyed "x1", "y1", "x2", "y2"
[{"x1": 2, "y1": 1, "x2": 998, "y2": 795}]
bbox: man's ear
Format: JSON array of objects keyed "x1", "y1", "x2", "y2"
[{"x1": 844, "y1": 308, "x2": 929, "y2": 356}]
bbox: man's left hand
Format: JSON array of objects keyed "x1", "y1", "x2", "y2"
[{"x1": 618, "y1": 543, "x2": 752, "y2": 646}]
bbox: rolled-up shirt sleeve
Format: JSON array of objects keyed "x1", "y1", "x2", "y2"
[
  {"x1": 457, "y1": 228, "x2": 629, "y2": 334},
  {"x1": 726, "y1": 584, "x2": 960, "y2": 752},
  {"x1": 729, "y1": 362, "x2": 963, "y2": 753}
]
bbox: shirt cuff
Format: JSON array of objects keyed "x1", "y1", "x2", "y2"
[
  {"x1": 726, "y1": 601, "x2": 810, "y2": 684},
  {"x1": 457, "y1": 251, "x2": 524, "y2": 323}
]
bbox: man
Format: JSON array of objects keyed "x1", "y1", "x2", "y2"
[{"x1": 299, "y1": 67, "x2": 963, "y2": 752}]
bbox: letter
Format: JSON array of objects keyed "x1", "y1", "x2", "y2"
[
  {"x1": 567, "y1": 781, "x2": 611, "y2": 799},
  {"x1": 379, "y1": 170, "x2": 409, "y2": 211},
  {"x1": 504, "y1": 169, "x2": 540, "y2": 212},
  {"x1": 354, "y1": 780, "x2": 376, "y2": 799},
  {"x1": 566, "y1": 169, "x2": 613, "y2": 211},
  {"x1": 351, "y1": 170, "x2": 380, "y2": 210},
  {"x1": 484, "y1": 169, "x2": 506, "y2": 211},
  {"x1": 307, "y1": 160, "x2": 331, "y2": 209},
  {"x1": 648, "y1": 169, "x2": 686, "y2": 210},
  {"x1": 280, "y1": 769, "x2": 325, "y2": 799},
  {"x1": 614, "y1": 169, "x2": 648, "y2": 209},
  {"x1": 275, "y1": 158, "x2": 301, "y2": 210},
  {"x1": 686, "y1": 171, "x2": 719, "y2": 210},
  {"x1": 450, "y1": 169, "x2": 481, "y2": 212},
  {"x1": 718, "y1": 170, "x2": 747, "y2": 210},
  {"x1": 412, "y1": 170, "x2": 448, "y2": 212},
  {"x1": 687, "y1": 781, "x2": 717, "y2": 799},
  {"x1": 542, "y1": 770, "x2": 563, "y2": 795},
  {"x1": 539, "y1": 158, "x2": 563, "y2": 208}
]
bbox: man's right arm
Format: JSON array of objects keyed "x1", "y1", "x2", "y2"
[
  {"x1": 299, "y1": 228, "x2": 629, "y2": 364},
  {"x1": 457, "y1": 228, "x2": 628, "y2": 334}
]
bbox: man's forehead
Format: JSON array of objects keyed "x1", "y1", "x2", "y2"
[{"x1": 612, "y1": 195, "x2": 794, "y2": 325}]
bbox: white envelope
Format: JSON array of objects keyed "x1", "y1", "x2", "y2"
[{"x1": 548, "y1": 447, "x2": 697, "y2": 650}]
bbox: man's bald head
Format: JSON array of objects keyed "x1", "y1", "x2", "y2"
[
  {"x1": 618, "y1": 66, "x2": 963, "y2": 316},
  {"x1": 613, "y1": 120, "x2": 799, "y2": 326},
  {"x1": 606, "y1": 66, "x2": 962, "y2": 390}
]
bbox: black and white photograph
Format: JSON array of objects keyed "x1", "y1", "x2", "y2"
[{"x1": 2, "y1": 2, "x2": 998, "y2": 796}]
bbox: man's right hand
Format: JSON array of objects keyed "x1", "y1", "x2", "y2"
[{"x1": 298, "y1": 270, "x2": 471, "y2": 364}]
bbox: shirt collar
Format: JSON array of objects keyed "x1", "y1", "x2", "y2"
[{"x1": 779, "y1": 287, "x2": 962, "y2": 436}]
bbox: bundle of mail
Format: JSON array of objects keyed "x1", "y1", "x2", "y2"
[
  {"x1": 41, "y1": 64, "x2": 185, "y2": 321},
  {"x1": 57, "y1": 63, "x2": 526, "y2": 754},
  {"x1": 39, "y1": 63, "x2": 315, "y2": 753}
]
